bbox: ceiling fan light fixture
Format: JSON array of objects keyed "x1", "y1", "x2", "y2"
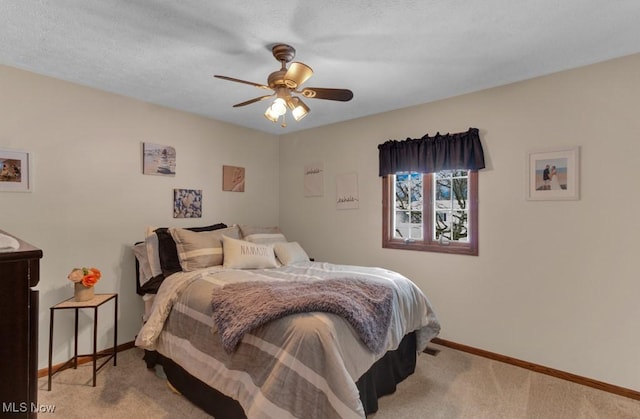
[
  {"x1": 264, "y1": 98, "x2": 287, "y2": 122},
  {"x1": 264, "y1": 107, "x2": 279, "y2": 122},
  {"x1": 288, "y1": 97, "x2": 310, "y2": 121},
  {"x1": 271, "y1": 98, "x2": 287, "y2": 116}
]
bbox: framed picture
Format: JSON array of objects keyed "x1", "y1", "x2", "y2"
[
  {"x1": 222, "y1": 165, "x2": 245, "y2": 192},
  {"x1": 336, "y1": 172, "x2": 359, "y2": 209},
  {"x1": 527, "y1": 146, "x2": 579, "y2": 201},
  {"x1": 173, "y1": 189, "x2": 202, "y2": 218},
  {"x1": 0, "y1": 149, "x2": 31, "y2": 192},
  {"x1": 143, "y1": 142, "x2": 176, "y2": 176},
  {"x1": 304, "y1": 162, "x2": 324, "y2": 197}
]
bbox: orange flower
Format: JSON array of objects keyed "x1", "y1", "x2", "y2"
[
  {"x1": 82, "y1": 267, "x2": 101, "y2": 287},
  {"x1": 68, "y1": 267, "x2": 102, "y2": 288},
  {"x1": 88, "y1": 267, "x2": 102, "y2": 280},
  {"x1": 82, "y1": 273, "x2": 99, "y2": 287}
]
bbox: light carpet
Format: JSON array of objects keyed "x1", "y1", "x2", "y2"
[{"x1": 38, "y1": 345, "x2": 640, "y2": 418}]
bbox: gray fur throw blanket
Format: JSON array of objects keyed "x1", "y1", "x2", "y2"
[{"x1": 211, "y1": 278, "x2": 393, "y2": 354}]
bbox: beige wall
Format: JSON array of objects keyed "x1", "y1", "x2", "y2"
[
  {"x1": 278, "y1": 54, "x2": 640, "y2": 391},
  {"x1": 0, "y1": 65, "x2": 280, "y2": 369}
]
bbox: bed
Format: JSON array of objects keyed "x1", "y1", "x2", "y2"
[{"x1": 133, "y1": 223, "x2": 440, "y2": 418}]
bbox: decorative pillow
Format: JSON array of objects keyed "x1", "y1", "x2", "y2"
[
  {"x1": 222, "y1": 235, "x2": 279, "y2": 269},
  {"x1": 239, "y1": 224, "x2": 287, "y2": 245},
  {"x1": 170, "y1": 226, "x2": 241, "y2": 271},
  {"x1": 273, "y1": 242, "x2": 310, "y2": 266},
  {"x1": 156, "y1": 223, "x2": 228, "y2": 277}
]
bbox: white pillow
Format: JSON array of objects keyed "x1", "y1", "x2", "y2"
[
  {"x1": 222, "y1": 235, "x2": 279, "y2": 269},
  {"x1": 273, "y1": 242, "x2": 310, "y2": 266},
  {"x1": 132, "y1": 242, "x2": 153, "y2": 286},
  {"x1": 144, "y1": 226, "x2": 162, "y2": 278},
  {"x1": 238, "y1": 225, "x2": 287, "y2": 245}
]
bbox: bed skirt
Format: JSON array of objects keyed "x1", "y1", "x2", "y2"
[{"x1": 143, "y1": 331, "x2": 417, "y2": 417}]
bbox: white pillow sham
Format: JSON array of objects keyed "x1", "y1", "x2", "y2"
[
  {"x1": 144, "y1": 226, "x2": 163, "y2": 278},
  {"x1": 273, "y1": 241, "x2": 310, "y2": 266},
  {"x1": 132, "y1": 242, "x2": 153, "y2": 286},
  {"x1": 239, "y1": 224, "x2": 287, "y2": 245}
]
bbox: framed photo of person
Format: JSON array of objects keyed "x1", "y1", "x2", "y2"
[{"x1": 526, "y1": 146, "x2": 580, "y2": 201}]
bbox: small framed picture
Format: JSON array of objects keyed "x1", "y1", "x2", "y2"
[
  {"x1": 527, "y1": 146, "x2": 580, "y2": 201},
  {"x1": 0, "y1": 149, "x2": 31, "y2": 192},
  {"x1": 222, "y1": 165, "x2": 245, "y2": 192},
  {"x1": 304, "y1": 162, "x2": 324, "y2": 197},
  {"x1": 173, "y1": 189, "x2": 202, "y2": 218},
  {"x1": 143, "y1": 143, "x2": 176, "y2": 176},
  {"x1": 336, "y1": 172, "x2": 359, "y2": 210}
]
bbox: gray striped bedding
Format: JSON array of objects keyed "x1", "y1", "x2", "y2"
[{"x1": 135, "y1": 261, "x2": 440, "y2": 419}]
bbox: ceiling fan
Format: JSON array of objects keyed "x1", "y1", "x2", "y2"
[{"x1": 214, "y1": 44, "x2": 353, "y2": 127}]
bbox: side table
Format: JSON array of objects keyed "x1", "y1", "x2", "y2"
[{"x1": 48, "y1": 293, "x2": 118, "y2": 390}]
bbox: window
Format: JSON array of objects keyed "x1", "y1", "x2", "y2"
[
  {"x1": 382, "y1": 169, "x2": 478, "y2": 255},
  {"x1": 378, "y1": 127, "x2": 484, "y2": 255}
]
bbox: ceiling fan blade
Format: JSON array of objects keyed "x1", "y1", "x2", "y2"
[
  {"x1": 232, "y1": 94, "x2": 274, "y2": 107},
  {"x1": 300, "y1": 87, "x2": 353, "y2": 102},
  {"x1": 284, "y1": 62, "x2": 313, "y2": 88},
  {"x1": 214, "y1": 75, "x2": 270, "y2": 89}
]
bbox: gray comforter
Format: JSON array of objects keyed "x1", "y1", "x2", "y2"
[{"x1": 136, "y1": 261, "x2": 440, "y2": 419}]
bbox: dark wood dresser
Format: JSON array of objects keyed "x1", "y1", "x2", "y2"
[{"x1": 0, "y1": 230, "x2": 42, "y2": 418}]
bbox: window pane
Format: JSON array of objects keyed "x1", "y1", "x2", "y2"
[
  {"x1": 410, "y1": 174, "x2": 423, "y2": 211},
  {"x1": 411, "y1": 224, "x2": 423, "y2": 239},
  {"x1": 395, "y1": 225, "x2": 410, "y2": 239},
  {"x1": 394, "y1": 210, "x2": 407, "y2": 239},
  {"x1": 393, "y1": 173, "x2": 424, "y2": 240},
  {"x1": 434, "y1": 170, "x2": 471, "y2": 242},
  {"x1": 435, "y1": 179, "x2": 452, "y2": 210},
  {"x1": 452, "y1": 210, "x2": 469, "y2": 242},
  {"x1": 452, "y1": 177, "x2": 468, "y2": 209},
  {"x1": 434, "y1": 211, "x2": 450, "y2": 240},
  {"x1": 395, "y1": 178, "x2": 409, "y2": 210},
  {"x1": 396, "y1": 210, "x2": 409, "y2": 224}
]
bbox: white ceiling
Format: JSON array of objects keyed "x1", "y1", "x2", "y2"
[{"x1": 1, "y1": 1, "x2": 639, "y2": 135}]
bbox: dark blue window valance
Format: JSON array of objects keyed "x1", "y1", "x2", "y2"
[{"x1": 378, "y1": 127, "x2": 485, "y2": 176}]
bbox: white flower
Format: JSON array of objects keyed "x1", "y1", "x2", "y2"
[{"x1": 67, "y1": 268, "x2": 84, "y2": 283}]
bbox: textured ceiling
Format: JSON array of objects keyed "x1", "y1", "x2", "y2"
[{"x1": 1, "y1": 1, "x2": 639, "y2": 135}]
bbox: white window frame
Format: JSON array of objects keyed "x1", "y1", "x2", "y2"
[{"x1": 382, "y1": 170, "x2": 479, "y2": 255}]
